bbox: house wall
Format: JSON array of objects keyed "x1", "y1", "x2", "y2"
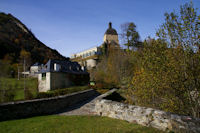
[
  {"x1": 30, "y1": 66, "x2": 40, "y2": 73},
  {"x1": 82, "y1": 59, "x2": 97, "y2": 70},
  {"x1": 50, "y1": 72, "x2": 72, "y2": 90},
  {"x1": 38, "y1": 72, "x2": 51, "y2": 92},
  {"x1": 30, "y1": 66, "x2": 41, "y2": 77},
  {"x1": 38, "y1": 72, "x2": 89, "y2": 92}
]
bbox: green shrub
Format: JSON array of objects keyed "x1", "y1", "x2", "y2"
[
  {"x1": 25, "y1": 89, "x2": 34, "y2": 100},
  {"x1": 3, "y1": 89, "x2": 16, "y2": 102},
  {"x1": 36, "y1": 86, "x2": 89, "y2": 99}
]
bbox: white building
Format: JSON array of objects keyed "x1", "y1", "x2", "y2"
[
  {"x1": 38, "y1": 59, "x2": 89, "y2": 92},
  {"x1": 70, "y1": 22, "x2": 119, "y2": 70},
  {"x1": 29, "y1": 62, "x2": 42, "y2": 77}
]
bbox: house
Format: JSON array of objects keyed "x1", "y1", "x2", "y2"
[
  {"x1": 70, "y1": 22, "x2": 119, "y2": 70},
  {"x1": 38, "y1": 59, "x2": 89, "y2": 92},
  {"x1": 29, "y1": 62, "x2": 42, "y2": 77}
]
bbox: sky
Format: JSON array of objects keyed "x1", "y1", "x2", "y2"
[{"x1": 0, "y1": 0, "x2": 199, "y2": 57}]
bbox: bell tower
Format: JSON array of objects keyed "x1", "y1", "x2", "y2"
[{"x1": 103, "y1": 22, "x2": 119, "y2": 44}]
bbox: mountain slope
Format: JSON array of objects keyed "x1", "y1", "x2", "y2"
[{"x1": 0, "y1": 12, "x2": 68, "y2": 65}]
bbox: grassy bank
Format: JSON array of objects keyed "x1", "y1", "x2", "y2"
[
  {"x1": 0, "y1": 77, "x2": 38, "y2": 102},
  {"x1": 0, "y1": 115, "x2": 165, "y2": 133},
  {"x1": 0, "y1": 78, "x2": 92, "y2": 103}
]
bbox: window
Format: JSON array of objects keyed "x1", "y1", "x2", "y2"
[
  {"x1": 42, "y1": 73, "x2": 46, "y2": 80},
  {"x1": 54, "y1": 63, "x2": 61, "y2": 71}
]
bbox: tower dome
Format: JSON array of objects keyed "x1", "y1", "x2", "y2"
[
  {"x1": 104, "y1": 22, "x2": 118, "y2": 35},
  {"x1": 103, "y1": 22, "x2": 119, "y2": 44}
]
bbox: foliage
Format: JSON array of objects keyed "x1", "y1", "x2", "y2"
[
  {"x1": 0, "y1": 115, "x2": 165, "y2": 133},
  {"x1": 19, "y1": 49, "x2": 31, "y2": 68},
  {"x1": 36, "y1": 86, "x2": 89, "y2": 99},
  {"x1": 91, "y1": 45, "x2": 133, "y2": 89},
  {"x1": 123, "y1": 1, "x2": 200, "y2": 118},
  {"x1": 0, "y1": 78, "x2": 38, "y2": 102},
  {"x1": 120, "y1": 22, "x2": 141, "y2": 50},
  {"x1": 0, "y1": 89, "x2": 16, "y2": 102},
  {"x1": 129, "y1": 38, "x2": 200, "y2": 117},
  {"x1": 156, "y1": 1, "x2": 200, "y2": 50},
  {"x1": 155, "y1": 1, "x2": 200, "y2": 117}
]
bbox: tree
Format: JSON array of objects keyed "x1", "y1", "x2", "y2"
[
  {"x1": 156, "y1": 1, "x2": 200, "y2": 50},
  {"x1": 156, "y1": 1, "x2": 200, "y2": 117},
  {"x1": 129, "y1": 2, "x2": 200, "y2": 117},
  {"x1": 19, "y1": 49, "x2": 31, "y2": 68},
  {"x1": 91, "y1": 45, "x2": 133, "y2": 89},
  {"x1": 120, "y1": 22, "x2": 140, "y2": 50},
  {"x1": 19, "y1": 49, "x2": 31, "y2": 99}
]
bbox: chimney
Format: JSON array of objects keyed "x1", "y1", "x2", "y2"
[{"x1": 109, "y1": 22, "x2": 112, "y2": 28}]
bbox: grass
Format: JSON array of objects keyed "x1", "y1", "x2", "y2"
[
  {"x1": 0, "y1": 77, "x2": 38, "y2": 90},
  {"x1": 0, "y1": 78, "x2": 91, "y2": 102},
  {"x1": 0, "y1": 77, "x2": 38, "y2": 102},
  {"x1": 0, "y1": 115, "x2": 165, "y2": 133}
]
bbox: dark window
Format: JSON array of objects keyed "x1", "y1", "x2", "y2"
[{"x1": 42, "y1": 73, "x2": 46, "y2": 80}]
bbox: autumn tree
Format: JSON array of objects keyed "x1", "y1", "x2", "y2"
[
  {"x1": 92, "y1": 45, "x2": 133, "y2": 89},
  {"x1": 156, "y1": 1, "x2": 200, "y2": 50},
  {"x1": 157, "y1": 1, "x2": 200, "y2": 117},
  {"x1": 19, "y1": 49, "x2": 31, "y2": 69},
  {"x1": 130, "y1": 2, "x2": 200, "y2": 117}
]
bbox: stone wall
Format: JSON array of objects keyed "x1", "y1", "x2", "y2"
[
  {"x1": 0, "y1": 89, "x2": 97, "y2": 121},
  {"x1": 95, "y1": 90, "x2": 200, "y2": 133},
  {"x1": 103, "y1": 34, "x2": 119, "y2": 44}
]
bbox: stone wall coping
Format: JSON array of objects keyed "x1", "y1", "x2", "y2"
[
  {"x1": 95, "y1": 88, "x2": 117, "y2": 100},
  {"x1": 94, "y1": 89, "x2": 200, "y2": 133},
  {"x1": 0, "y1": 88, "x2": 97, "y2": 121},
  {"x1": 0, "y1": 89, "x2": 94, "y2": 106}
]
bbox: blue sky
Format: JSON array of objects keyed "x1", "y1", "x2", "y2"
[{"x1": 0, "y1": 0, "x2": 199, "y2": 57}]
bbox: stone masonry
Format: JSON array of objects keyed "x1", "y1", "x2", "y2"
[
  {"x1": 94, "y1": 90, "x2": 200, "y2": 133},
  {"x1": 0, "y1": 89, "x2": 96, "y2": 121}
]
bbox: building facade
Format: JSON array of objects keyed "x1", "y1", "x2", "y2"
[
  {"x1": 29, "y1": 62, "x2": 42, "y2": 77},
  {"x1": 38, "y1": 59, "x2": 89, "y2": 92},
  {"x1": 70, "y1": 22, "x2": 119, "y2": 69}
]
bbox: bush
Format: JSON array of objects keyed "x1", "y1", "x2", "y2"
[
  {"x1": 129, "y1": 39, "x2": 200, "y2": 117},
  {"x1": 25, "y1": 89, "x2": 34, "y2": 100},
  {"x1": 3, "y1": 89, "x2": 15, "y2": 102},
  {"x1": 36, "y1": 86, "x2": 89, "y2": 99},
  {"x1": 91, "y1": 45, "x2": 133, "y2": 89}
]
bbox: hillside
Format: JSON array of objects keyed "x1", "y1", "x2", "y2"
[{"x1": 0, "y1": 12, "x2": 68, "y2": 65}]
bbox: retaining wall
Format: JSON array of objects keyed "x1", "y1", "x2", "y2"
[
  {"x1": 95, "y1": 90, "x2": 200, "y2": 133},
  {"x1": 0, "y1": 89, "x2": 97, "y2": 121}
]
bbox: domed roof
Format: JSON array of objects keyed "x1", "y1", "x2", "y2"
[{"x1": 104, "y1": 22, "x2": 118, "y2": 35}]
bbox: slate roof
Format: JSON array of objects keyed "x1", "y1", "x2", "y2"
[
  {"x1": 32, "y1": 62, "x2": 41, "y2": 66},
  {"x1": 38, "y1": 59, "x2": 87, "y2": 74},
  {"x1": 104, "y1": 22, "x2": 118, "y2": 35}
]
